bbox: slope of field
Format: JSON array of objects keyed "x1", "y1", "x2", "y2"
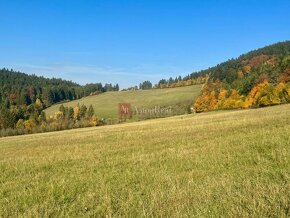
[
  {"x1": 1, "y1": 104, "x2": 290, "y2": 217},
  {"x1": 44, "y1": 85, "x2": 202, "y2": 119}
]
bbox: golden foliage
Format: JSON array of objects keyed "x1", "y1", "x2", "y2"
[
  {"x1": 287, "y1": 84, "x2": 290, "y2": 97},
  {"x1": 244, "y1": 80, "x2": 269, "y2": 108},
  {"x1": 73, "y1": 106, "x2": 80, "y2": 120},
  {"x1": 23, "y1": 119, "x2": 37, "y2": 132},
  {"x1": 222, "y1": 90, "x2": 244, "y2": 109},
  {"x1": 214, "y1": 88, "x2": 228, "y2": 109},
  {"x1": 54, "y1": 111, "x2": 64, "y2": 120},
  {"x1": 194, "y1": 80, "x2": 290, "y2": 112},
  {"x1": 194, "y1": 93, "x2": 210, "y2": 113},
  {"x1": 16, "y1": 119, "x2": 24, "y2": 129},
  {"x1": 90, "y1": 115, "x2": 99, "y2": 126},
  {"x1": 259, "y1": 83, "x2": 289, "y2": 106}
]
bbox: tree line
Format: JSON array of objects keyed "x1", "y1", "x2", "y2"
[
  {"x1": 123, "y1": 75, "x2": 207, "y2": 91},
  {"x1": 0, "y1": 103, "x2": 102, "y2": 137}
]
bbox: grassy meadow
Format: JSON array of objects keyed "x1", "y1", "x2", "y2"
[
  {"x1": 1, "y1": 104, "x2": 290, "y2": 217},
  {"x1": 44, "y1": 85, "x2": 202, "y2": 120}
]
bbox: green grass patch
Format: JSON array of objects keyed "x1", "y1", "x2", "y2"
[{"x1": 44, "y1": 85, "x2": 202, "y2": 120}]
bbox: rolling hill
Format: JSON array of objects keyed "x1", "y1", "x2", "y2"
[
  {"x1": 1, "y1": 104, "x2": 289, "y2": 217},
  {"x1": 1, "y1": 41, "x2": 290, "y2": 137},
  {"x1": 44, "y1": 85, "x2": 202, "y2": 120}
]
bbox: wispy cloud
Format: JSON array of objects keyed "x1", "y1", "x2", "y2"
[
  {"x1": 19, "y1": 63, "x2": 169, "y2": 77},
  {"x1": 9, "y1": 62, "x2": 189, "y2": 89}
]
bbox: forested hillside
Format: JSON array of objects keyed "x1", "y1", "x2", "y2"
[
  {"x1": 193, "y1": 41, "x2": 290, "y2": 112},
  {"x1": 0, "y1": 69, "x2": 119, "y2": 132},
  {"x1": 0, "y1": 68, "x2": 119, "y2": 107}
]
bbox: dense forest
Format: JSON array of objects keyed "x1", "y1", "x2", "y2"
[
  {"x1": 193, "y1": 41, "x2": 290, "y2": 112},
  {"x1": 0, "y1": 68, "x2": 119, "y2": 135},
  {"x1": 0, "y1": 68, "x2": 119, "y2": 107}
]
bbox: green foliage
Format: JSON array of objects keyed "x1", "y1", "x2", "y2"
[
  {"x1": 87, "y1": 104, "x2": 95, "y2": 118},
  {"x1": 0, "y1": 107, "x2": 16, "y2": 129},
  {"x1": 38, "y1": 111, "x2": 47, "y2": 123},
  {"x1": 66, "y1": 107, "x2": 74, "y2": 120},
  {"x1": 80, "y1": 105, "x2": 87, "y2": 118},
  {"x1": 139, "y1": 80, "x2": 153, "y2": 89},
  {"x1": 59, "y1": 104, "x2": 66, "y2": 114}
]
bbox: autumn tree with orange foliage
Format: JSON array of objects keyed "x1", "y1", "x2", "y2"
[
  {"x1": 243, "y1": 80, "x2": 269, "y2": 108},
  {"x1": 194, "y1": 80, "x2": 290, "y2": 112},
  {"x1": 222, "y1": 90, "x2": 244, "y2": 109}
]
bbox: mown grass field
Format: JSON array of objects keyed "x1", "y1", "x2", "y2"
[
  {"x1": 1, "y1": 104, "x2": 290, "y2": 217},
  {"x1": 44, "y1": 85, "x2": 202, "y2": 119}
]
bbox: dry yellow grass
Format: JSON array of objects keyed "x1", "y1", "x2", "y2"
[{"x1": 1, "y1": 104, "x2": 290, "y2": 217}]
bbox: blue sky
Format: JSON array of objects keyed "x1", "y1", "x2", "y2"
[{"x1": 0, "y1": 0, "x2": 290, "y2": 88}]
